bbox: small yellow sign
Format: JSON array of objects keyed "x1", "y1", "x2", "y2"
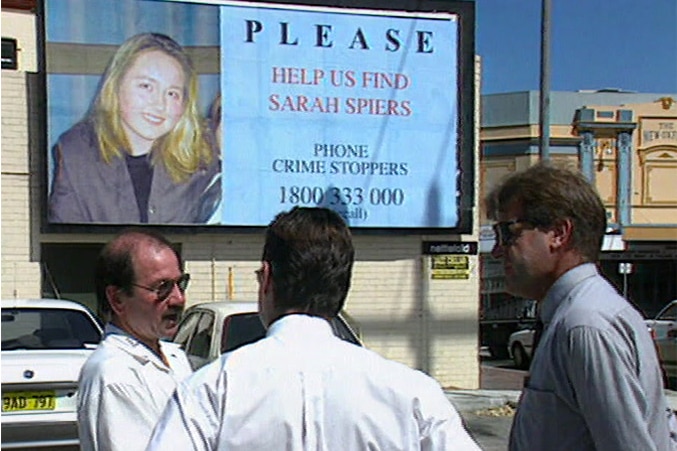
[
  {"x1": 431, "y1": 269, "x2": 470, "y2": 280},
  {"x1": 431, "y1": 255, "x2": 469, "y2": 270}
]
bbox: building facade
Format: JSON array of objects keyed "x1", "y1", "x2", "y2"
[
  {"x1": 480, "y1": 90, "x2": 677, "y2": 319},
  {"x1": 2, "y1": 0, "x2": 481, "y2": 388}
]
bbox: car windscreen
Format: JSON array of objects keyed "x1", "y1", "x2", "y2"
[
  {"x1": 220, "y1": 313, "x2": 360, "y2": 354},
  {"x1": 658, "y1": 303, "x2": 677, "y2": 321},
  {"x1": 221, "y1": 313, "x2": 267, "y2": 353},
  {"x1": 1, "y1": 308, "x2": 102, "y2": 350}
]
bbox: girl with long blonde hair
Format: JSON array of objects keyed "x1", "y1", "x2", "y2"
[{"x1": 49, "y1": 33, "x2": 220, "y2": 224}]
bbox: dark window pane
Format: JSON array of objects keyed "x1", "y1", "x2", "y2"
[
  {"x1": 330, "y1": 316, "x2": 360, "y2": 346},
  {"x1": 221, "y1": 313, "x2": 266, "y2": 353}
]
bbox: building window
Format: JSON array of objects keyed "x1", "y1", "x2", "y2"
[{"x1": 639, "y1": 146, "x2": 677, "y2": 206}]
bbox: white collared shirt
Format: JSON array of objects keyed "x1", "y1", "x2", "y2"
[
  {"x1": 77, "y1": 324, "x2": 193, "y2": 451},
  {"x1": 148, "y1": 315, "x2": 480, "y2": 450}
]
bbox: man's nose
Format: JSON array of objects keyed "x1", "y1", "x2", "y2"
[{"x1": 166, "y1": 283, "x2": 186, "y2": 305}]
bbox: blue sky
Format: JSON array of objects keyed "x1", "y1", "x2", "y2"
[{"x1": 475, "y1": 0, "x2": 677, "y2": 94}]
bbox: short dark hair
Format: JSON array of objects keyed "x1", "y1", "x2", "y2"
[
  {"x1": 95, "y1": 228, "x2": 182, "y2": 316},
  {"x1": 262, "y1": 207, "x2": 354, "y2": 318},
  {"x1": 485, "y1": 162, "x2": 607, "y2": 262}
]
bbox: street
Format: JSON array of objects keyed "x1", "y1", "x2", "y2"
[{"x1": 479, "y1": 356, "x2": 527, "y2": 391}]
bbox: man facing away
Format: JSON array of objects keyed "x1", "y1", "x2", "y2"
[
  {"x1": 78, "y1": 229, "x2": 193, "y2": 451},
  {"x1": 147, "y1": 206, "x2": 480, "y2": 450},
  {"x1": 486, "y1": 163, "x2": 673, "y2": 451}
]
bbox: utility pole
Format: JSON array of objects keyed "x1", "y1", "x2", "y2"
[{"x1": 539, "y1": 0, "x2": 551, "y2": 161}]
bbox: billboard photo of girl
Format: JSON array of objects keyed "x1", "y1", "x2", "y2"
[{"x1": 49, "y1": 32, "x2": 220, "y2": 224}]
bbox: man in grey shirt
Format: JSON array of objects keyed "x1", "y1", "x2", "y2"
[{"x1": 486, "y1": 163, "x2": 673, "y2": 451}]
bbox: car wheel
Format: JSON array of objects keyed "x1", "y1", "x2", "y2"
[{"x1": 512, "y1": 343, "x2": 530, "y2": 370}]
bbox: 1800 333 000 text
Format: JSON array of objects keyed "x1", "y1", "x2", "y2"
[{"x1": 279, "y1": 185, "x2": 404, "y2": 207}]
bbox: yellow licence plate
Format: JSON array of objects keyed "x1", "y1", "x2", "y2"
[{"x1": 2, "y1": 391, "x2": 56, "y2": 412}]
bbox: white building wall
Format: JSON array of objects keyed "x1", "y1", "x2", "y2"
[
  {"x1": 2, "y1": 69, "x2": 42, "y2": 299},
  {"x1": 1, "y1": 10, "x2": 37, "y2": 72}
]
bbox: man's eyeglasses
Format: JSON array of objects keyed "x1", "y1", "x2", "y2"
[
  {"x1": 492, "y1": 220, "x2": 532, "y2": 246},
  {"x1": 131, "y1": 273, "x2": 190, "y2": 301}
]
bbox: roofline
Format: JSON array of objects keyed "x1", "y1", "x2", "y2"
[{"x1": 1, "y1": 298, "x2": 93, "y2": 311}]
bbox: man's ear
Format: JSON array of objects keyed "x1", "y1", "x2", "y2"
[
  {"x1": 105, "y1": 285, "x2": 125, "y2": 316},
  {"x1": 261, "y1": 261, "x2": 274, "y2": 295},
  {"x1": 550, "y1": 218, "x2": 574, "y2": 251}
]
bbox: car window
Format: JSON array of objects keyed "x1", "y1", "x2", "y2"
[
  {"x1": 219, "y1": 313, "x2": 360, "y2": 354},
  {"x1": 221, "y1": 313, "x2": 267, "y2": 353},
  {"x1": 658, "y1": 304, "x2": 677, "y2": 321},
  {"x1": 174, "y1": 311, "x2": 201, "y2": 350},
  {"x1": 63, "y1": 310, "x2": 102, "y2": 345},
  {"x1": 1, "y1": 308, "x2": 101, "y2": 350},
  {"x1": 187, "y1": 312, "x2": 214, "y2": 361},
  {"x1": 330, "y1": 316, "x2": 360, "y2": 346}
]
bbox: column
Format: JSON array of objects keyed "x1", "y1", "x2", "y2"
[
  {"x1": 616, "y1": 131, "x2": 632, "y2": 226},
  {"x1": 579, "y1": 131, "x2": 595, "y2": 183}
]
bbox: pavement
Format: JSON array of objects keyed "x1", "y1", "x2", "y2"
[
  {"x1": 445, "y1": 388, "x2": 677, "y2": 413},
  {"x1": 446, "y1": 389, "x2": 520, "y2": 413},
  {"x1": 444, "y1": 388, "x2": 677, "y2": 451},
  {"x1": 444, "y1": 389, "x2": 519, "y2": 450}
]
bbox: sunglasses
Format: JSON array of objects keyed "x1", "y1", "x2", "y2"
[
  {"x1": 132, "y1": 273, "x2": 190, "y2": 301},
  {"x1": 492, "y1": 219, "x2": 532, "y2": 246}
]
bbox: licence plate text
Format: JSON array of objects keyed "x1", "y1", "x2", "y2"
[{"x1": 2, "y1": 391, "x2": 56, "y2": 412}]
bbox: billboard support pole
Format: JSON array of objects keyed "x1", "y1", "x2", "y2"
[{"x1": 539, "y1": 0, "x2": 551, "y2": 161}]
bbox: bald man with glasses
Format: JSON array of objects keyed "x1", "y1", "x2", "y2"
[{"x1": 77, "y1": 228, "x2": 193, "y2": 451}]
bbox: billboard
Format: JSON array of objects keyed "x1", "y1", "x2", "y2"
[{"x1": 41, "y1": 0, "x2": 475, "y2": 231}]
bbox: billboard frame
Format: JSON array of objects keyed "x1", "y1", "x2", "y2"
[{"x1": 36, "y1": 0, "x2": 475, "y2": 235}]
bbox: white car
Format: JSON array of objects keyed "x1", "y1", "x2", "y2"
[
  {"x1": 508, "y1": 327, "x2": 535, "y2": 370},
  {"x1": 646, "y1": 300, "x2": 677, "y2": 341},
  {"x1": 1, "y1": 299, "x2": 103, "y2": 449},
  {"x1": 646, "y1": 300, "x2": 677, "y2": 387},
  {"x1": 174, "y1": 301, "x2": 361, "y2": 371}
]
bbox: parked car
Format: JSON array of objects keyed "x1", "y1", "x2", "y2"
[
  {"x1": 646, "y1": 300, "x2": 677, "y2": 388},
  {"x1": 508, "y1": 327, "x2": 535, "y2": 370},
  {"x1": 1, "y1": 298, "x2": 103, "y2": 449},
  {"x1": 646, "y1": 300, "x2": 677, "y2": 341},
  {"x1": 173, "y1": 301, "x2": 361, "y2": 370}
]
